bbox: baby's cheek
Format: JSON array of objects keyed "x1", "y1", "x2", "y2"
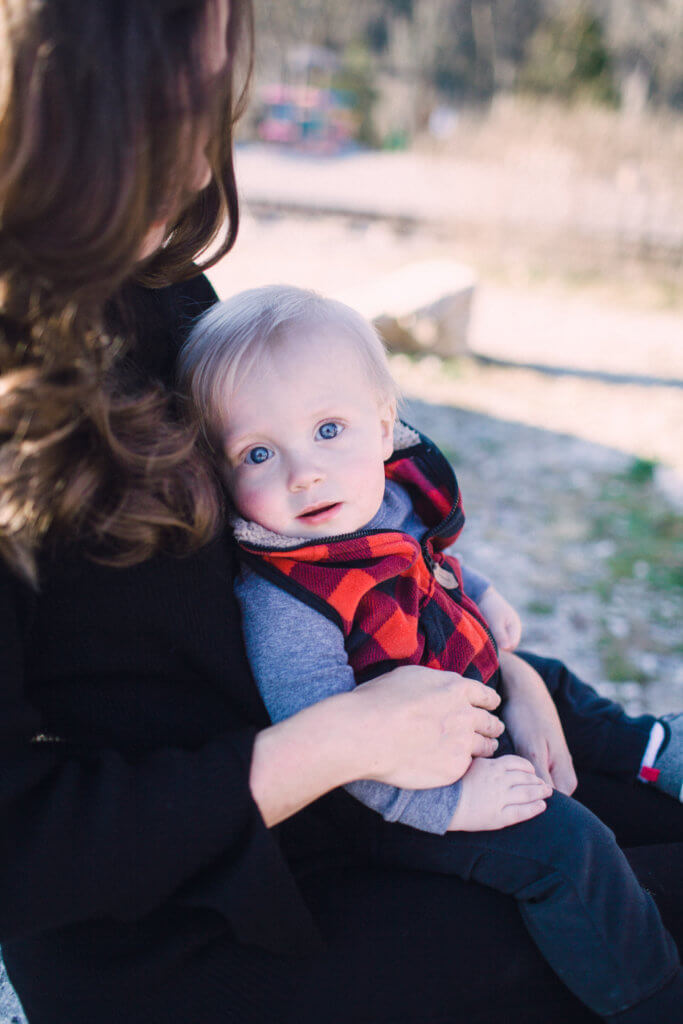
[
  {"x1": 231, "y1": 475, "x2": 259, "y2": 520},
  {"x1": 363, "y1": 459, "x2": 389, "y2": 510},
  {"x1": 233, "y1": 476, "x2": 279, "y2": 529}
]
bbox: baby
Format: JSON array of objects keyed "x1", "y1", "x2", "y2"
[{"x1": 179, "y1": 284, "x2": 683, "y2": 1020}]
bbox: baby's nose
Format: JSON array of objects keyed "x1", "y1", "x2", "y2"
[{"x1": 288, "y1": 458, "x2": 325, "y2": 491}]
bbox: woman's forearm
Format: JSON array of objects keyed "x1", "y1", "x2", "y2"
[{"x1": 250, "y1": 691, "x2": 372, "y2": 827}]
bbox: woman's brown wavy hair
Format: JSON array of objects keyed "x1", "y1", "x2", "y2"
[{"x1": 0, "y1": 0, "x2": 253, "y2": 584}]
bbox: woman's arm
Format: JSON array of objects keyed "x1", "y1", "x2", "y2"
[
  {"x1": 251, "y1": 667, "x2": 503, "y2": 827},
  {"x1": 0, "y1": 557, "x2": 499, "y2": 946},
  {"x1": 0, "y1": 565, "x2": 309, "y2": 948}
]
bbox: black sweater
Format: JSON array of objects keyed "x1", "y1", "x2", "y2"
[{"x1": 0, "y1": 276, "x2": 319, "y2": 973}]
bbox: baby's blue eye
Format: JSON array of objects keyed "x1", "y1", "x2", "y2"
[
  {"x1": 244, "y1": 445, "x2": 273, "y2": 465},
  {"x1": 316, "y1": 422, "x2": 343, "y2": 441}
]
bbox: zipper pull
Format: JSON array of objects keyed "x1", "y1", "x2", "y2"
[{"x1": 432, "y1": 562, "x2": 459, "y2": 590}]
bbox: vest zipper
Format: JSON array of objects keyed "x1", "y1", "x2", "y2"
[
  {"x1": 418, "y1": 441, "x2": 499, "y2": 655},
  {"x1": 238, "y1": 522, "x2": 399, "y2": 554}
]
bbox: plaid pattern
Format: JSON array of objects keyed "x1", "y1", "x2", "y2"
[
  {"x1": 239, "y1": 437, "x2": 499, "y2": 686},
  {"x1": 385, "y1": 455, "x2": 455, "y2": 536}
]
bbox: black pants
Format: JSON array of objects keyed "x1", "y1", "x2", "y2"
[{"x1": 371, "y1": 655, "x2": 681, "y2": 1020}]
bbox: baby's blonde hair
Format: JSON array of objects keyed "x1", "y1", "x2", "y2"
[{"x1": 178, "y1": 284, "x2": 399, "y2": 448}]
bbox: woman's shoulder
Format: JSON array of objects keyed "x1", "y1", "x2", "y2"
[
  {"x1": 119, "y1": 272, "x2": 218, "y2": 387},
  {"x1": 158, "y1": 270, "x2": 218, "y2": 328},
  {"x1": 146, "y1": 270, "x2": 219, "y2": 339},
  {"x1": 175, "y1": 269, "x2": 218, "y2": 312}
]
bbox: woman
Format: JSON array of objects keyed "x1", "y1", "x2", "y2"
[{"x1": 0, "y1": 2, "x2": 681, "y2": 1022}]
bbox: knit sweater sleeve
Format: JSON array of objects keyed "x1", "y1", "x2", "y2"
[
  {"x1": 235, "y1": 566, "x2": 461, "y2": 835},
  {"x1": 0, "y1": 559, "x2": 317, "y2": 953}
]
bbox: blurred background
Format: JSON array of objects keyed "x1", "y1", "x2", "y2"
[{"x1": 207, "y1": 0, "x2": 683, "y2": 715}]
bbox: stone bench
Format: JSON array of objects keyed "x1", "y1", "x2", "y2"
[{"x1": 340, "y1": 259, "x2": 476, "y2": 358}]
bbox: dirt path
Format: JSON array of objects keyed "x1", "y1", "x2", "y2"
[{"x1": 234, "y1": 144, "x2": 683, "y2": 258}]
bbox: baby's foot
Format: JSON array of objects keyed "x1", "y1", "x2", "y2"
[
  {"x1": 640, "y1": 714, "x2": 683, "y2": 802},
  {"x1": 448, "y1": 755, "x2": 552, "y2": 832}
]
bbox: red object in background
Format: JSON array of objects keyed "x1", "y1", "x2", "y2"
[{"x1": 257, "y1": 83, "x2": 355, "y2": 154}]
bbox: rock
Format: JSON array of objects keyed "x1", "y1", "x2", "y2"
[{"x1": 343, "y1": 260, "x2": 477, "y2": 358}]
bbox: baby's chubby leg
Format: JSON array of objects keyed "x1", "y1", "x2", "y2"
[
  {"x1": 375, "y1": 791, "x2": 682, "y2": 1020},
  {"x1": 448, "y1": 755, "x2": 551, "y2": 832}
]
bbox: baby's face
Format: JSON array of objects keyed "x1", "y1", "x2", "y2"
[{"x1": 220, "y1": 330, "x2": 395, "y2": 538}]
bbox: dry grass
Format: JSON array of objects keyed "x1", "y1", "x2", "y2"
[
  {"x1": 411, "y1": 97, "x2": 683, "y2": 308},
  {"x1": 424, "y1": 95, "x2": 683, "y2": 189}
]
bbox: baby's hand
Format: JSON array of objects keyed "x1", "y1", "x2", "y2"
[
  {"x1": 477, "y1": 586, "x2": 522, "y2": 651},
  {"x1": 447, "y1": 755, "x2": 551, "y2": 832}
]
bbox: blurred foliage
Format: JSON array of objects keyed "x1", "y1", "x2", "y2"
[
  {"x1": 518, "y1": 9, "x2": 618, "y2": 105},
  {"x1": 334, "y1": 45, "x2": 379, "y2": 146},
  {"x1": 252, "y1": 0, "x2": 683, "y2": 146},
  {"x1": 591, "y1": 468, "x2": 683, "y2": 594},
  {"x1": 625, "y1": 458, "x2": 658, "y2": 485}
]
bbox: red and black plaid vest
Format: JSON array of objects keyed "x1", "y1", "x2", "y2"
[{"x1": 236, "y1": 426, "x2": 499, "y2": 686}]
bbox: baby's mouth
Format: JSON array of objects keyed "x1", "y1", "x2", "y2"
[{"x1": 297, "y1": 502, "x2": 342, "y2": 524}]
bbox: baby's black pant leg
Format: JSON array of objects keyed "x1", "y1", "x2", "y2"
[
  {"x1": 516, "y1": 652, "x2": 655, "y2": 778},
  {"x1": 375, "y1": 792, "x2": 681, "y2": 1019}
]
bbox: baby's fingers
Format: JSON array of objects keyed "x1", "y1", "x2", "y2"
[
  {"x1": 472, "y1": 734, "x2": 499, "y2": 758},
  {"x1": 551, "y1": 751, "x2": 578, "y2": 796},
  {"x1": 527, "y1": 755, "x2": 553, "y2": 789},
  {"x1": 505, "y1": 768, "x2": 552, "y2": 789}
]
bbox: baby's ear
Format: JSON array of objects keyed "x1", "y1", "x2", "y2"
[{"x1": 379, "y1": 398, "x2": 397, "y2": 460}]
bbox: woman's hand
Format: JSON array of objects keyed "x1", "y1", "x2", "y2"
[
  {"x1": 352, "y1": 666, "x2": 504, "y2": 790},
  {"x1": 477, "y1": 586, "x2": 522, "y2": 651},
  {"x1": 499, "y1": 650, "x2": 577, "y2": 795},
  {"x1": 251, "y1": 666, "x2": 503, "y2": 827}
]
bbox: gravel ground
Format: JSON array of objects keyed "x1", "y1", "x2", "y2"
[
  {"x1": 235, "y1": 144, "x2": 683, "y2": 256},
  {"x1": 0, "y1": 975, "x2": 23, "y2": 1024},
  {"x1": 397, "y1": 388, "x2": 682, "y2": 718}
]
